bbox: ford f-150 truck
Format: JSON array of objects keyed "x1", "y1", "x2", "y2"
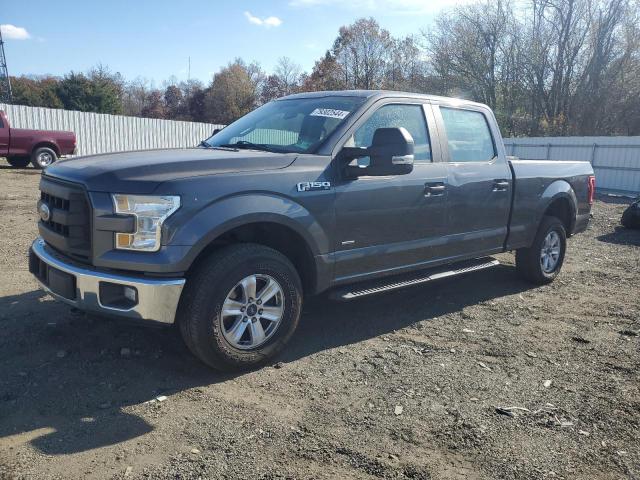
[
  {"x1": 0, "y1": 110, "x2": 76, "y2": 168},
  {"x1": 28, "y1": 90, "x2": 595, "y2": 370}
]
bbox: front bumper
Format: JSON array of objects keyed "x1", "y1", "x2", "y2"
[{"x1": 29, "y1": 238, "x2": 185, "y2": 324}]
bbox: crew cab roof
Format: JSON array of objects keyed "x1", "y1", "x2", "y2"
[{"x1": 278, "y1": 89, "x2": 486, "y2": 108}]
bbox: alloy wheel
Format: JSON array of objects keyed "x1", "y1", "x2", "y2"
[
  {"x1": 540, "y1": 230, "x2": 561, "y2": 273},
  {"x1": 220, "y1": 274, "x2": 285, "y2": 350},
  {"x1": 37, "y1": 151, "x2": 54, "y2": 167}
]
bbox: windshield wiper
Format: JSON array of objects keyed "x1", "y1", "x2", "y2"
[
  {"x1": 219, "y1": 141, "x2": 275, "y2": 152},
  {"x1": 199, "y1": 141, "x2": 239, "y2": 151}
]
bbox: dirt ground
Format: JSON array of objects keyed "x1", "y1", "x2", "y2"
[{"x1": 0, "y1": 163, "x2": 638, "y2": 480}]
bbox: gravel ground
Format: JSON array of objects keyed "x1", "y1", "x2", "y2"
[{"x1": 0, "y1": 164, "x2": 638, "y2": 480}]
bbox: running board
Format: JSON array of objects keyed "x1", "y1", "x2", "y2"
[{"x1": 331, "y1": 258, "x2": 500, "y2": 301}]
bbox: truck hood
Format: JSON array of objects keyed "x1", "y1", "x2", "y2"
[{"x1": 43, "y1": 148, "x2": 297, "y2": 193}]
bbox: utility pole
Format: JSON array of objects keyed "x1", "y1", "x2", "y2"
[{"x1": 0, "y1": 27, "x2": 12, "y2": 103}]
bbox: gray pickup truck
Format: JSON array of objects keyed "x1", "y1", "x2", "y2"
[{"x1": 29, "y1": 90, "x2": 595, "y2": 370}]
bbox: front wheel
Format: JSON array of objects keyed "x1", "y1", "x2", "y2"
[
  {"x1": 31, "y1": 147, "x2": 57, "y2": 169},
  {"x1": 516, "y1": 216, "x2": 567, "y2": 285},
  {"x1": 177, "y1": 244, "x2": 303, "y2": 371}
]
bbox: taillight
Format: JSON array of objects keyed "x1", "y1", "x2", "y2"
[{"x1": 587, "y1": 175, "x2": 595, "y2": 205}]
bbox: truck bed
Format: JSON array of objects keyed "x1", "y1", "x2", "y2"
[{"x1": 507, "y1": 159, "x2": 594, "y2": 249}]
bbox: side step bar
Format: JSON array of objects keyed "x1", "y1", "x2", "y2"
[{"x1": 330, "y1": 258, "x2": 500, "y2": 301}]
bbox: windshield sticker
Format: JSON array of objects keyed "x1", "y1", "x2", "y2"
[{"x1": 310, "y1": 108, "x2": 350, "y2": 119}]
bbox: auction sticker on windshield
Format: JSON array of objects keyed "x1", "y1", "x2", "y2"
[{"x1": 310, "y1": 108, "x2": 350, "y2": 119}]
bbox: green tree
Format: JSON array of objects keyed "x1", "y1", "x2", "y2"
[
  {"x1": 10, "y1": 76, "x2": 63, "y2": 108},
  {"x1": 56, "y1": 73, "x2": 95, "y2": 111},
  {"x1": 87, "y1": 65, "x2": 124, "y2": 114},
  {"x1": 56, "y1": 66, "x2": 123, "y2": 114}
]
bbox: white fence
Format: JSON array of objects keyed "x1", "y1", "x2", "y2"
[
  {"x1": 504, "y1": 136, "x2": 640, "y2": 195},
  {"x1": 2, "y1": 104, "x2": 639, "y2": 195},
  {"x1": 0, "y1": 103, "x2": 224, "y2": 157}
]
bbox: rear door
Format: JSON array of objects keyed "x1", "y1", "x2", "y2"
[
  {"x1": 333, "y1": 100, "x2": 448, "y2": 282},
  {"x1": 433, "y1": 104, "x2": 512, "y2": 256}
]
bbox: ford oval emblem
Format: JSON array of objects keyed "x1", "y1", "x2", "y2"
[{"x1": 39, "y1": 203, "x2": 51, "y2": 222}]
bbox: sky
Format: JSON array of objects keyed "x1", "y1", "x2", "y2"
[{"x1": 2, "y1": 0, "x2": 470, "y2": 85}]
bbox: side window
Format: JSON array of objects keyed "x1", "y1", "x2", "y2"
[
  {"x1": 440, "y1": 107, "x2": 496, "y2": 162},
  {"x1": 349, "y1": 104, "x2": 432, "y2": 162}
]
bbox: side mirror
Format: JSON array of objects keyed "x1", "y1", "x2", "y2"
[
  {"x1": 341, "y1": 127, "x2": 415, "y2": 178},
  {"x1": 212, "y1": 128, "x2": 222, "y2": 136}
]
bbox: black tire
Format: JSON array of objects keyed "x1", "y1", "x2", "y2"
[
  {"x1": 621, "y1": 201, "x2": 640, "y2": 229},
  {"x1": 31, "y1": 147, "x2": 57, "y2": 169},
  {"x1": 516, "y1": 216, "x2": 567, "y2": 285},
  {"x1": 6, "y1": 156, "x2": 31, "y2": 168},
  {"x1": 177, "y1": 243, "x2": 303, "y2": 371}
]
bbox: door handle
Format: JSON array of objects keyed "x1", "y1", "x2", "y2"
[
  {"x1": 425, "y1": 183, "x2": 446, "y2": 197},
  {"x1": 493, "y1": 180, "x2": 510, "y2": 192}
]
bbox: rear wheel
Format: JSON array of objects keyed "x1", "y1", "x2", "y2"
[
  {"x1": 516, "y1": 216, "x2": 566, "y2": 285},
  {"x1": 6, "y1": 156, "x2": 31, "y2": 168},
  {"x1": 177, "y1": 243, "x2": 303, "y2": 371},
  {"x1": 31, "y1": 147, "x2": 57, "y2": 169}
]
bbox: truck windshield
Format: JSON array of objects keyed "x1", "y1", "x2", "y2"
[{"x1": 202, "y1": 96, "x2": 366, "y2": 154}]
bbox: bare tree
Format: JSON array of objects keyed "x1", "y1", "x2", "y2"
[
  {"x1": 274, "y1": 57, "x2": 302, "y2": 94},
  {"x1": 573, "y1": 0, "x2": 630, "y2": 134},
  {"x1": 424, "y1": 1, "x2": 528, "y2": 133},
  {"x1": 333, "y1": 18, "x2": 393, "y2": 89},
  {"x1": 522, "y1": 0, "x2": 593, "y2": 134},
  {"x1": 386, "y1": 36, "x2": 427, "y2": 92}
]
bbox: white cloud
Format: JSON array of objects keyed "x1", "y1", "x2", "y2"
[
  {"x1": 289, "y1": 0, "x2": 472, "y2": 15},
  {"x1": 244, "y1": 11, "x2": 263, "y2": 25},
  {"x1": 244, "y1": 11, "x2": 283, "y2": 27},
  {"x1": 0, "y1": 24, "x2": 31, "y2": 40},
  {"x1": 263, "y1": 16, "x2": 283, "y2": 27}
]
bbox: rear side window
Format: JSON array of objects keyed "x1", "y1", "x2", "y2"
[
  {"x1": 440, "y1": 107, "x2": 496, "y2": 162},
  {"x1": 349, "y1": 104, "x2": 432, "y2": 162}
]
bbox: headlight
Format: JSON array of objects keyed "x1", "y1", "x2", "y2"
[{"x1": 112, "y1": 194, "x2": 180, "y2": 252}]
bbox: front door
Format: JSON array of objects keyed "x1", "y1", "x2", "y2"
[
  {"x1": 434, "y1": 105, "x2": 512, "y2": 256},
  {"x1": 0, "y1": 115, "x2": 9, "y2": 156},
  {"x1": 333, "y1": 102, "x2": 448, "y2": 283}
]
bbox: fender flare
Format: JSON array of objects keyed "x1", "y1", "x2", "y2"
[
  {"x1": 538, "y1": 180, "x2": 578, "y2": 232},
  {"x1": 32, "y1": 140, "x2": 61, "y2": 156},
  {"x1": 167, "y1": 193, "x2": 329, "y2": 271}
]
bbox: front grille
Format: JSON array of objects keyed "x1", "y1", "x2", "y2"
[
  {"x1": 41, "y1": 191, "x2": 71, "y2": 236},
  {"x1": 38, "y1": 176, "x2": 92, "y2": 262}
]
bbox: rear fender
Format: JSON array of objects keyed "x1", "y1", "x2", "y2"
[
  {"x1": 32, "y1": 140, "x2": 61, "y2": 156},
  {"x1": 540, "y1": 180, "x2": 577, "y2": 227},
  {"x1": 508, "y1": 179, "x2": 578, "y2": 250}
]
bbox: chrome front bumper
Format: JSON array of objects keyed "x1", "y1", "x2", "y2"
[{"x1": 29, "y1": 238, "x2": 185, "y2": 324}]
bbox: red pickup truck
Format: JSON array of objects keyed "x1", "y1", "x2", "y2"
[{"x1": 0, "y1": 110, "x2": 76, "y2": 169}]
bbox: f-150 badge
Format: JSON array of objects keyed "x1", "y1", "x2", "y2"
[{"x1": 297, "y1": 181, "x2": 331, "y2": 192}]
